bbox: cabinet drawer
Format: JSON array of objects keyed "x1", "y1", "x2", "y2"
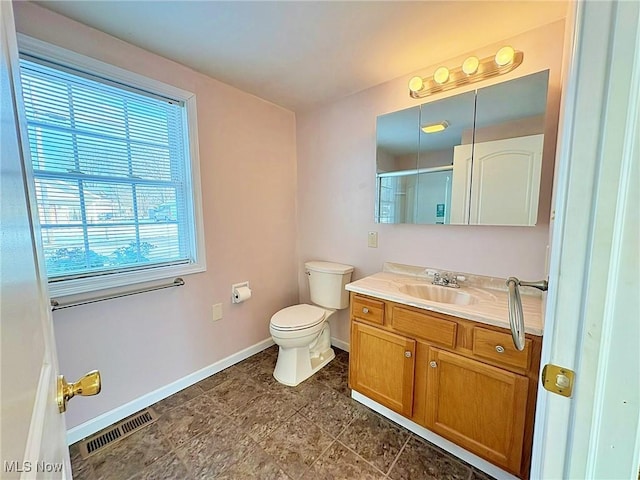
[
  {"x1": 472, "y1": 327, "x2": 531, "y2": 371},
  {"x1": 352, "y1": 295, "x2": 385, "y2": 325},
  {"x1": 391, "y1": 307, "x2": 457, "y2": 348}
]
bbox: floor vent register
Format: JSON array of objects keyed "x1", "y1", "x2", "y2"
[{"x1": 78, "y1": 408, "x2": 158, "y2": 458}]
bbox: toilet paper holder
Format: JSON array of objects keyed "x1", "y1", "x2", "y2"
[{"x1": 232, "y1": 281, "x2": 251, "y2": 304}]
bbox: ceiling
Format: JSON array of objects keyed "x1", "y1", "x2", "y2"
[{"x1": 34, "y1": 1, "x2": 567, "y2": 112}]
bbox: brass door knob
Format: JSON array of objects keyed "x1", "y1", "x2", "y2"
[{"x1": 57, "y1": 370, "x2": 101, "y2": 413}]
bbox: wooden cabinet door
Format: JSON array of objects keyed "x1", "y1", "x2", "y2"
[
  {"x1": 351, "y1": 322, "x2": 416, "y2": 417},
  {"x1": 425, "y1": 347, "x2": 529, "y2": 475}
]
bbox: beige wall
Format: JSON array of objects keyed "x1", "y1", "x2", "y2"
[
  {"x1": 14, "y1": 3, "x2": 298, "y2": 429},
  {"x1": 296, "y1": 20, "x2": 566, "y2": 344}
]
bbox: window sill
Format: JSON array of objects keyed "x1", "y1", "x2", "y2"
[{"x1": 48, "y1": 262, "x2": 205, "y2": 304}]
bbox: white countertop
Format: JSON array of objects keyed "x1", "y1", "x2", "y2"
[{"x1": 345, "y1": 264, "x2": 544, "y2": 336}]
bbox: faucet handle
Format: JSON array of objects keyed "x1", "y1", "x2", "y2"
[
  {"x1": 425, "y1": 269, "x2": 438, "y2": 277},
  {"x1": 449, "y1": 274, "x2": 465, "y2": 288}
]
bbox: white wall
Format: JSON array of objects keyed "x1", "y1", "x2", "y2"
[
  {"x1": 13, "y1": 2, "x2": 299, "y2": 429},
  {"x1": 296, "y1": 20, "x2": 566, "y2": 344}
]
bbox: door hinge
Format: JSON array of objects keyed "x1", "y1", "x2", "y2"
[{"x1": 541, "y1": 364, "x2": 575, "y2": 398}]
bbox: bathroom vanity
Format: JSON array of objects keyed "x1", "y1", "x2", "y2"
[{"x1": 345, "y1": 264, "x2": 543, "y2": 479}]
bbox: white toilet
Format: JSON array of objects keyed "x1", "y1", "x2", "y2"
[{"x1": 269, "y1": 261, "x2": 354, "y2": 386}]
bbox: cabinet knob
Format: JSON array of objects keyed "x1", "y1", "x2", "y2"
[
  {"x1": 429, "y1": 361, "x2": 437, "y2": 368},
  {"x1": 495, "y1": 345, "x2": 505, "y2": 354},
  {"x1": 404, "y1": 351, "x2": 412, "y2": 358},
  {"x1": 362, "y1": 307, "x2": 369, "y2": 314}
]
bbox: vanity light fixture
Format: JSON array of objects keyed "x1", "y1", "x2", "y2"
[
  {"x1": 421, "y1": 121, "x2": 449, "y2": 134},
  {"x1": 408, "y1": 45, "x2": 523, "y2": 99},
  {"x1": 433, "y1": 66, "x2": 450, "y2": 85},
  {"x1": 494, "y1": 46, "x2": 516, "y2": 67},
  {"x1": 462, "y1": 56, "x2": 479, "y2": 75},
  {"x1": 408, "y1": 76, "x2": 425, "y2": 93}
]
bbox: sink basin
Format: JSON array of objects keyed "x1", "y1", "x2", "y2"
[{"x1": 398, "y1": 283, "x2": 478, "y2": 305}]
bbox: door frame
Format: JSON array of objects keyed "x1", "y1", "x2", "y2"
[{"x1": 531, "y1": 1, "x2": 640, "y2": 478}]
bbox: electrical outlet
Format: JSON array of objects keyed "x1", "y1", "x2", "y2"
[
  {"x1": 212, "y1": 303, "x2": 223, "y2": 322},
  {"x1": 368, "y1": 231, "x2": 378, "y2": 248}
]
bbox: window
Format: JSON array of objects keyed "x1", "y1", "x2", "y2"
[{"x1": 18, "y1": 39, "x2": 205, "y2": 297}]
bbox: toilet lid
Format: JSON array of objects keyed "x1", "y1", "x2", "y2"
[{"x1": 270, "y1": 304, "x2": 326, "y2": 331}]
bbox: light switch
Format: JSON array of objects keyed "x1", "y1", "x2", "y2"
[
  {"x1": 368, "y1": 231, "x2": 378, "y2": 248},
  {"x1": 212, "y1": 303, "x2": 223, "y2": 322}
]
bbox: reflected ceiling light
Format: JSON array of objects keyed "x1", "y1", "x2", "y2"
[
  {"x1": 433, "y1": 66, "x2": 450, "y2": 85},
  {"x1": 421, "y1": 121, "x2": 449, "y2": 133},
  {"x1": 408, "y1": 46, "x2": 523, "y2": 99},
  {"x1": 462, "y1": 56, "x2": 479, "y2": 75}
]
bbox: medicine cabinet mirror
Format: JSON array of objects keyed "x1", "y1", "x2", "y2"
[{"x1": 375, "y1": 70, "x2": 550, "y2": 226}]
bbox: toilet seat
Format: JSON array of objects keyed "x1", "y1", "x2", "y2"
[{"x1": 270, "y1": 304, "x2": 326, "y2": 331}]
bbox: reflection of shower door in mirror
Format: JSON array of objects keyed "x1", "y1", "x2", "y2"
[
  {"x1": 377, "y1": 174, "x2": 417, "y2": 223},
  {"x1": 470, "y1": 134, "x2": 543, "y2": 225},
  {"x1": 378, "y1": 169, "x2": 451, "y2": 224},
  {"x1": 415, "y1": 169, "x2": 453, "y2": 224}
]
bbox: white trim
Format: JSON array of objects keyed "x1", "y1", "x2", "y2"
[
  {"x1": 21, "y1": 362, "x2": 51, "y2": 478},
  {"x1": 66, "y1": 338, "x2": 275, "y2": 445},
  {"x1": 15, "y1": 34, "x2": 207, "y2": 299},
  {"x1": 581, "y1": 2, "x2": 640, "y2": 476},
  {"x1": 351, "y1": 391, "x2": 517, "y2": 480},
  {"x1": 530, "y1": 1, "x2": 582, "y2": 474},
  {"x1": 17, "y1": 34, "x2": 193, "y2": 101},
  {"x1": 49, "y1": 263, "x2": 205, "y2": 299},
  {"x1": 330, "y1": 336, "x2": 349, "y2": 352},
  {"x1": 183, "y1": 95, "x2": 207, "y2": 282}
]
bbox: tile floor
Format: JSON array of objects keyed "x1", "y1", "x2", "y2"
[{"x1": 70, "y1": 346, "x2": 494, "y2": 480}]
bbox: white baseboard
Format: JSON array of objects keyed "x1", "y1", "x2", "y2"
[
  {"x1": 351, "y1": 391, "x2": 517, "y2": 480},
  {"x1": 66, "y1": 338, "x2": 275, "y2": 445},
  {"x1": 330, "y1": 336, "x2": 349, "y2": 352}
]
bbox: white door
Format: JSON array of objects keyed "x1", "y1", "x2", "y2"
[
  {"x1": 469, "y1": 134, "x2": 543, "y2": 226},
  {"x1": 0, "y1": 2, "x2": 70, "y2": 478},
  {"x1": 531, "y1": 1, "x2": 640, "y2": 478},
  {"x1": 450, "y1": 143, "x2": 472, "y2": 224}
]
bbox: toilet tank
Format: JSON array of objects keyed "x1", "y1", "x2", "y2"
[{"x1": 305, "y1": 261, "x2": 354, "y2": 310}]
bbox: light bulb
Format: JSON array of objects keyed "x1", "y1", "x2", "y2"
[
  {"x1": 462, "y1": 56, "x2": 479, "y2": 75},
  {"x1": 433, "y1": 66, "x2": 450, "y2": 85},
  {"x1": 495, "y1": 46, "x2": 516, "y2": 67},
  {"x1": 408, "y1": 76, "x2": 425, "y2": 93}
]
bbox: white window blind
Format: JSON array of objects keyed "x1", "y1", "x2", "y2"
[{"x1": 19, "y1": 56, "x2": 196, "y2": 283}]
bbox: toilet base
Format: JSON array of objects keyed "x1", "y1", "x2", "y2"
[
  {"x1": 272, "y1": 322, "x2": 335, "y2": 386},
  {"x1": 273, "y1": 346, "x2": 335, "y2": 387}
]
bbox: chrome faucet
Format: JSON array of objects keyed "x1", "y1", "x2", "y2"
[{"x1": 432, "y1": 271, "x2": 462, "y2": 288}]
